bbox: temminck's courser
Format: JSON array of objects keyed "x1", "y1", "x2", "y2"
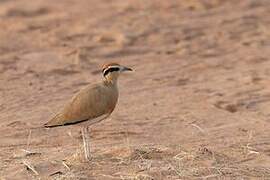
[{"x1": 44, "y1": 63, "x2": 133, "y2": 160}]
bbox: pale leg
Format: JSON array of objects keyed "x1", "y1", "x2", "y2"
[
  {"x1": 80, "y1": 114, "x2": 109, "y2": 161},
  {"x1": 81, "y1": 126, "x2": 91, "y2": 161}
]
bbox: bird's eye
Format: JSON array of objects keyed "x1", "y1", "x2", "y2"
[{"x1": 103, "y1": 67, "x2": 120, "y2": 76}]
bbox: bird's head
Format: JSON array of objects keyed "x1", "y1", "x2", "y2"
[{"x1": 102, "y1": 63, "x2": 132, "y2": 83}]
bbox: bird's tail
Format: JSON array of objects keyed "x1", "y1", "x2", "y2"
[{"x1": 44, "y1": 113, "x2": 64, "y2": 128}]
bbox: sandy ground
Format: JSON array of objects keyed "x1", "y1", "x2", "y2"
[{"x1": 1, "y1": 0, "x2": 270, "y2": 179}]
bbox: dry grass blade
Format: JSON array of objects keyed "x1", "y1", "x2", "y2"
[
  {"x1": 100, "y1": 174, "x2": 119, "y2": 179},
  {"x1": 22, "y1": 160, "x2": 39, "y2": 175},
  {"x1": 26, "y1": 130, "x2": 32, "y2": 150},
  {"x1": 190, "y1": 123, "x2": 206, "y2": 134},
  {"x1": 20, "y1": 149, "x2": 41, "y2": 156},
  {"x1": 62, "y1": 161, "x2": 71, "y2": 171},
  {"x1": 50, "y1": 171, "x2": 63, "y2": 176}
]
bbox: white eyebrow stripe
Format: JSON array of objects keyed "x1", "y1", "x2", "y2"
[
  {"x1": 102, "y1": 66, "x2": 122, "y2": 76},
  {"x1": 103, "y1": 65, "x2": 121, "y2": 72}
]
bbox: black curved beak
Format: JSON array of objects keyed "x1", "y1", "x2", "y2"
[{"x1": 121, "y1": 66, "x2": 133, "y2": 72}]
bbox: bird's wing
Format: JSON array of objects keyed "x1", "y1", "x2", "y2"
[{"x1": 44, "y1": 83, "x2": 109, "y2": 127}]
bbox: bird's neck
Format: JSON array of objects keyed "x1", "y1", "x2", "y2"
[{"x1": 103, "y1": 76, "x2": 118, "y2": 86}]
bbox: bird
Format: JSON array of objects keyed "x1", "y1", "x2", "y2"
[{"x1": 44, "y1": 62, "x2": 133, "y2": 161}]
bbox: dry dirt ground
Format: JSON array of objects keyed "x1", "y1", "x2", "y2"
[{"x1": 1, "y1": 0, "x2": 270, "y2": 179}]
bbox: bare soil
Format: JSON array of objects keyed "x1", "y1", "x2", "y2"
[{"x1": 1, "y1": 0, "x2": 270, "y2": 179}]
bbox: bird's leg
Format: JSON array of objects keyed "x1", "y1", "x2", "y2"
[{"x1": 81, "y1": 126, "x2": 91, "y2": 161}]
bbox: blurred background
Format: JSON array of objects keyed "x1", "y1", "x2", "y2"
[{"x1": 1, "y1": 0, "x2": 270, "y2": 179}]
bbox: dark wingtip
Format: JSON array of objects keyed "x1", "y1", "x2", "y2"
[
  {"x1": 43, "y1": 122, "x2": 58, "y2": 128},
  {"x1": 44, "y1": 123, "x2": 51, "y2": 128}
]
